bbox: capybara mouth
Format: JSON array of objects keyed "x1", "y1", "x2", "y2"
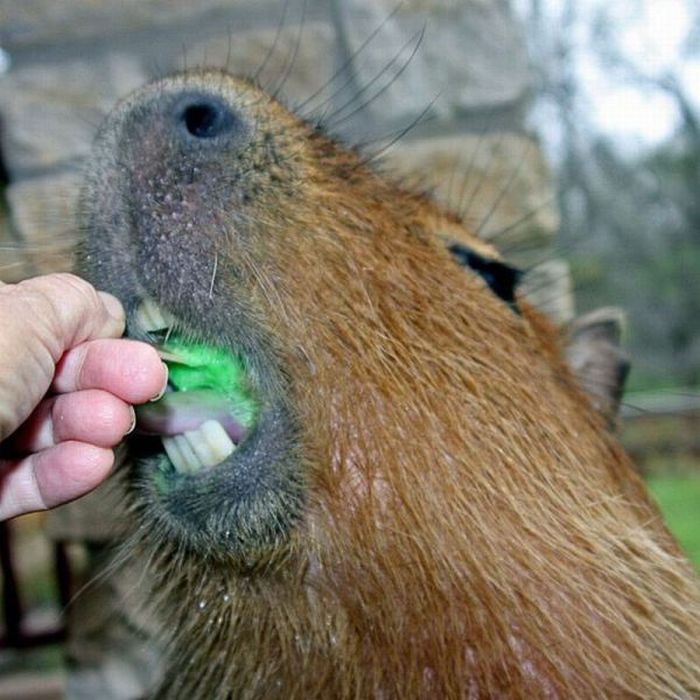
[
  {"x1": 132, "y1": 296, "x2": 258, "y2": 474},
  {"x1": 99, "y1": 294, "x2": 302, "y2": 559},
  {"x1": 107, "y1": 292, "x2": 304, "y2": 560}
]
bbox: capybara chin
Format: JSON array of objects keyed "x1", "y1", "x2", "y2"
[{"x1": 78, "y1": 69, "x2": 700, "y2": 698}]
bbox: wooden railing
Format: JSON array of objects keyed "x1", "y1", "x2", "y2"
[{"x1": 621, "y1": 389, "x2": 700, "y2": 419}]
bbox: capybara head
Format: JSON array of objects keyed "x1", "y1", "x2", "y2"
[{"x1": 79, "y1": 70, "x2": 700, "y2": 699}]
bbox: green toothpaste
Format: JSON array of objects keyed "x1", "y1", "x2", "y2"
[
  {"x1": 163, "y1": 338, "x2": 258, "y2": 428},
  {"x1": 138, "y1": 336, "x2": 258, "y2": 442}
]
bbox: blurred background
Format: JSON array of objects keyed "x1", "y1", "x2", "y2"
[
  {"x1": 0, "y1": 0, "x2": 697, "y2": 697},
  {"x1": 516, "y1": 0, "x2": 700, "y2": 577}
]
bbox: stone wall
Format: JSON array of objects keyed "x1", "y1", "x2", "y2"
[{"x1": 0, "y1": 0, "x2": 572, "y2": 322}]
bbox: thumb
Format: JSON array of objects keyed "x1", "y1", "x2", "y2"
[{"x1": 0, "y1": 274, "x2": 126, "y2": 441}]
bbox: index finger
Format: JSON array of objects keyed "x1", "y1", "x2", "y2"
[{"x1": 52, "y1": 338, "x2": 167, "y2": 404}]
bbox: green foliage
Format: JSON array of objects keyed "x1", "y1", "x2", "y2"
[
  {"x1": 646, "y1": 474, "x2": 700, "y2": 569},
  {"x1": 163, "y1": 337, "x2": 258, "y2": 428}
]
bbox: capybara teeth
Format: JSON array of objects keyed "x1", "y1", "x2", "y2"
[
  {"x1": 135, "y1": 296, "x2": 177, "y2": 333},
  {"x1": 162, "y1": 420, "x2": 236, "y2": 474},
  {"x1": 153, "y1": 345, "x2": 189, "y2": 365},
  {"x1": 162, "y1": 434, "x2": 200, "y2": 475},
  {"x1": 186, "y1": 420, "x2": 236, "y2": 468}
]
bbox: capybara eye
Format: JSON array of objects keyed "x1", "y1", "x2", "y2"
[{"x1": 448, "y1": 242, "x2": 522, "y2": 311}]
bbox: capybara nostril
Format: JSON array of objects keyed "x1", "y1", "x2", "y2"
[{"x1": 177, "y1": 95, "x2": 237, "y2": 139}]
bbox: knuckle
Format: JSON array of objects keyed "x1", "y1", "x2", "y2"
[
  {"x1": 29, "y1": 274, "x2": 104, "y2": 341},
  {"x1": 50, "y1": 273, "x2": 101, "y2": 312}
]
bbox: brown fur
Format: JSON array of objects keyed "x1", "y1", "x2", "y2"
[{"x1": 80, "y1": 71, "x2": 700, "y2": 699}]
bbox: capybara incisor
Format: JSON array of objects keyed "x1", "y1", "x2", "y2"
[{"x1": 79, "y1": 70, "x2": 700, "y2": 699}]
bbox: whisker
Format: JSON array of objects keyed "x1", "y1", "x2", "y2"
[
  {"x1": 353, "y1": 107, "x2": 438, "y2": 153},
  {"x1": 224, "y1": 26, "x2": 233, "y2": 71},
  {"x1": 322, "y1": 26, "x2": 426, "y2": 131},
  {"x1": 271, "y1": 0, "x2": 308, "y2": 100},
  {"x1": 453, "y1": 121, "x2": 491, "y2": 219},
  {"x1": 460, "y1": 132, "x2": 505, "y2": 221},
  {"x1": 654, "y1": 390, "x2": 700, "y2": 399},
  {"x1": 475, "y1": 140, "x2": 532, "y2": 237},
  {"x1": 209, "y1": 252, "x2": 218, "y2": 300},
  {"x1": 356, "y1": 97, "x2": 439, "y2": 170},
  {"x1": 254, "y1": 0, "x2": 292, "y2": 83},
  {"x1": 296, "y1": 2, "x2": 404, "y2": 115},
  {"x1": 489, "y1": 196, "x2": 558, "y2": 253},
  {"x1": 445, "y1": 145, "x2": 468, "y2": 218}
]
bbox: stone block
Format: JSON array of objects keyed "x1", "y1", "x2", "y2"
[
  {"x1": 5, "y1": 170, "x2": 82, "y2": 275},
  {"x1": 381, "y1": 132, "x2": 559, "y2": 266},
  {"x1": 0, "y1": 53, "x2": 146, "y2": 175},
  {"x1": 0, "y1": 0, "x2": 281, "y2": 49}
]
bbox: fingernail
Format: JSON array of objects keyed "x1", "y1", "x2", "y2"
[
  {"x1": 149, "y1": 362, "x2": 169, "y2": 402},
  {"x1": 124, "y1": 406, "x2": 137, "y2": 436},
  {"x1": 98, "y1": 291, "x2": 125, "y2": 322}
]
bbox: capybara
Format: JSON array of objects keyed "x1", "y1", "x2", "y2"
[{"x1": 79, "y1": 70, "x2": 700, "y2": 699}]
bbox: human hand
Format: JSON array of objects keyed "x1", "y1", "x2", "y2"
[{"x1": 0, "y1": 274, "x2": 166, "y2": 521}]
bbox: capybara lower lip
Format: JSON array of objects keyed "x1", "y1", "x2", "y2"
[{"x1": 88, "y1": 289, "x2": 305, "y2": 558}]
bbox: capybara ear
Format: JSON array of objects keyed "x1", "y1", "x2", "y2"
[{"x1": 564, "y1": 306, "x2": 630, "y2": 426}]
